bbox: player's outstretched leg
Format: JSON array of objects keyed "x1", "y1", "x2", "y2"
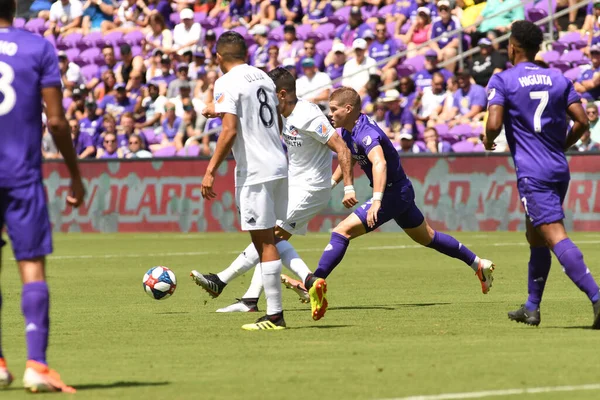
[
  {"x1": 0, "y1": 285, "x2": 14, "y2": 388},
  {"x1": 404, "y1": 219, "x2": 495, "y2": 294}
]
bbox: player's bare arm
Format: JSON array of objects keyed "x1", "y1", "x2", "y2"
[
  {"x1": 42, "y1": 86, "x2": 85, "y2": 208},
  {"x1": 366, "y1": 145, "x2": 387, "y2": 228},
  {"x1": 565, "y1": 102, "x2": 590, "y2": 151},
  {"x1": 326, "y1": 133, "x2": 357, "y2": 208},
  {"x1": 201, "y1": 113, "x2": 237, "y2": 200},
  {"x1": 484, "y1": 105, "x2": 503, "y2": 151}
]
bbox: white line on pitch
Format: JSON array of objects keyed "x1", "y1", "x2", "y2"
[{"x1": 378, "y1": 383, "x2": 600, "y2": 400}]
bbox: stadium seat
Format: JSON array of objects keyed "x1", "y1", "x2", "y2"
[
  {"x1": 64, "y1": 48, "x2": 79, "y2": 62},
  {"x1": 564, "y1": 66, "x2": 581, "y2": 81},
  {"x1": 451, "y1": 140, "x2": 477, "y2": 153},
  {"x1": 153, "y1": 146, "x2": 177, "y2": 157},
  {"x1": 78, "y1": 47, "x2": 101, "y2": 65},
  {"x1": 62, "y1": 97, "x2": 72, "y2": 110},
  {"x1": 194, "y1": 12, "x2": 207, "y2": 23},
  {"x1": 200, "y1": 19, "x2": 217, "y2": 30},
  {"x1": 314, "y1": 23, "x2": 335, "y2": 39},
  {"x1": 123, "y1": 30, "x2": 145, "y2": 46},
  {"x1": 386, "y1": 21, "x2": 396, "y2": 36},
  {"x1": 396, "y1": 64, "x2": 416, "y2": 78},
  {"x1": 295, "y1": 24, "x2": 313, "y2": 40},
  {"x1": 535, "y1": 0, "x2": 557, "y2": 15},
  {"x1": 82, "y1": 31, "x2": 104, "y2": 49},
  {"x1": 315, "y1": 39, "x2": 333, "y2": 54},
  {"x1": 102, "y1": 31, "x2": 124, "y2": 47},
  {"x1": 541, "y1": 50, "x2": 560, "y2": 63},
  {"x1": 570, "y1": 40, "x2": 588, "y2": 50},
  {"x1": 13, "y1": 17, "x2": 26, "y2": 29},
  {"x1": 327, "y1": 15, "x2": 346, "y2": 26},
  {"x1": 449, "y1": 124, "x2": 474, "y2": 138},
  {"x1": 526, "y1": 8, "x2": 547, "y2": 24},
  {"x1": 333, "y1": 6, "x2": 351, "y2": 21},
  {"x1": 434, "y1": 124, "x2": 449, "y2": 137},
  {"x1": 560, "y1": 49, "x2": 584, "y2": 63},
  {"x1": 377, "y1": 4, "x2": 395, "y2": 18},
  {"x1": 177, "y1": 144, "x2": 200, "y2": 157},
  {"x1": 212, "y1": 27, "x2": 225, "y2": 39},
  {"x1": 24, "y1": 18, "x2": 45, "y2": 35},
  {"x1": 141, "y1": 129, "x2": 162, "y2": 145},
  {"x1": 170, "y1": 13, "x2": 180, "y2": 26},
  {"x1": 403, "y1": 55, "x2": 425, "y2": 72},
  {"x1": 80, "y1": 64, "x2": 99, "y2": 81},
  {"x1": 131, "y1": 45, "x2": 142, "y2": 57},
  {"x1": 558, "y1": 31, "x2": 583, "y2": 44},
  {"x1": 57, "y1": 32, "x2": 83, "y2": 50},
  {"x1": 473, "y1": 142, "x2": 486, "y2": 152},
  {"x1": 268, "y1": 25, "x2": 284, "y2": 42},
  {"x1": 549, "y1": 61, "x2": 571, "y2": 73},
  {"x1": 231, "y1": 26, "x2": 248, "y2": 38},
  {"x1": 552, "y1": 42, "x2": 568, "y2": 53},
  {"x1": 400, "y1": 21, "x2": 411, "y2": 35}
]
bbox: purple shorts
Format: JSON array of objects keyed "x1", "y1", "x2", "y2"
[
  {"x1": 517, "y1": 177, "x2": 569, "y2": 227},
  {"x1": 354, "y1": 180, "x2": 425, "y2": 232},
  {"x1": 0, "y1": 182, "x2": 53, "y2": 261}
]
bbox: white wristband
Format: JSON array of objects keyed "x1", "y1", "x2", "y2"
[
  {"x1": 344, "y1": 185, "x2": 355, "y2": 193},
  {"x1": 372, "y1": 192, "x2": 383, "y2": 201},
  {"x1": 331, "y1": 178, "x2": 338, "y2": 189}
]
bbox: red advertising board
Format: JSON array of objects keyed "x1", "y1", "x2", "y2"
[{"x1": 42, "y1": 154, "x2": 600, "y2": 233}]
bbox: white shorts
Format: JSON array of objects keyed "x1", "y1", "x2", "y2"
[
  {"x1": 235, "y1": 178, "x2": 288, "y2": 231},
  {"x1": 277, "y1": 186, "x2": 331, "y2": 235}
]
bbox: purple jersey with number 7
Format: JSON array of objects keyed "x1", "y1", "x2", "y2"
[{"x1": 486, "y1": 62, "x2": 581, "y2": 182}]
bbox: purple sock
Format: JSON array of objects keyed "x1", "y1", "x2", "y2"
[
  {"x1": 314, "y1": 232, "x2": 350, "y2": 279},
  {"x1": 525, "y1": 247, "x2": 552, "y2": 311},
  {"x1": 553, "y1": 238, "x2": 600, "y2": 304},
  {"x1": 426, "y1": 231, "x2": 477, "y2": 267},
  {"x1": 21, "y1": 282, "x2": 50, "y2": 365},
  {"x1": 0, "y1": 290, "x2": 3, "y2": 359}
]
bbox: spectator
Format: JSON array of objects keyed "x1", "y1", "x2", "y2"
[
  {"x1": 429, "y1": 0, "x2": 461, "y2": 73},
  {"x1": 247, "y1": 0, "x2": 276, "y2": 29},
  {"x1": 296, "y1": 38, "x2": 325, "y2": 75},
  {"x1": 167, "y1": 63, "x2": 196, "y2": 99},
  {"x1": 399, "y1": 7, "x2": 432, "y2": 56},
  {"x1": 325, "y1": 42, "x2": 346, "y2": 88},
  {"x1": 31, "y1": 0, "x2": 54, "y2": 20},
  {"x1": 117, "y1": 44, "x2": 146, "y2": 86},
  {"x1": 175, "y1": 100, "x2": 204, "y2": 149},
  {"x1": 279, "y1": 25, "x2": 302, "y2": 63},
  {"x1": 430, "y1": 75, "x2": 458, "y2": 126},
  {"x1": 277, "y1": 0, "x2": 303, "y2": 24},
  {"x1": 398, "y1": 129, "x2": 422, "y2": 153},
  {"x1": 151, "y1": 55, "x2": 176, "y2": 95},
  {"x1": 303, "y1": 0, "x2": 334, "y2": 25},
  {"x1": 394, "y1": 0, "x2": 438, "y2": 35},
  {"x1": 372, "y1": 101, "x2": 387, "y2": 127},
  {"x1": 414, "y1": 49, "x2": 454, "y2": 90},
  {"x1": 195, "y1": 68, "x2": 216, "y2": 104},
  {"x1": 456, "y1": 0, "x2": 487, "y2": 30},
  {"x1": 137, "y1": 0, "x2": 173, "y2": 29},
  {"x1": 171, "y1": 82, "x2": 205, "y2": 118},
  {"x1": 42, "y1": 125, "x2": 60, "y2": 159},
  {"x1": 583, "y1": 2, "x2": 600, "y2": 42},
  {"x1": 296, "y1": 58, "x2": 332, "y2": 109},
  {"x1": 412, "y1": 71, "x2": 447, "y2": 125},
  {"x1": 153, "y1": 102, "x2": 182, "y2": 151},
  {"x1": 145, "y1": 49, "x2": 164, "y2": 81},
  {"x1": 144, "y1": 13, "x2": 173, "y2": 54},
  {"x1": 369, "y1": 18, "x2": 399, "y2": 70},
  {"x1": 398, "y1": 76, "x2": 417, "y2": 109},
  {"x1": 112, "y1": 1, "x2": 145, "y2": 33},
  {"x1": 87, "y1": 45, "x2": 118, "y2": 90},
  {"x1": 586, "y1": 103, "x2": 600, "y2": 143},
  {"x1": 202, "y1": 31, "x2": 217, "y2": 62},
  {"x1": 126, "y1": 134, "x2": 153, "y2": 158},
  {"x1": 266, "y1": 45, "x2": 281, "y2": 71},
  {"x1": 574, "y1": 44, "x2": 600, "y2": 102},
  {"x1": 70, "y1": 118, "x2": 95, "y2": 158},
  {"x1": 97, "y1": 82, "x2": 139, "y2": 121},
  {"x1": 201, "y1": 117, "x2": 222, "y2": 156},
  {"x1": 173, "y1": 9, "x2": 202, "y2": 55},
  {"x1": 116, "y1": 112, "x2": 143, "y2": 150},
  {"x1": 97, "y1": 132, "x2": 125, "y2": 158},
  {"x1": 470, "y1": 38, "x2": 507, "y2": 87},
  {"x1": 94, "y1": 69, "x2": 116, "y2": 101},
  {"x1": 81, "y1": 0, "x2": 115, "y2": 34},
  {"x1": 362, "y1": 74, "x2": 382, "y2": 114},
  {"x1": 572, "y1": 130, "x2": 600, "y2": 152},
  {"x1": 137, "y1": 81, "x2": 167, "y2": 130},
  {"x1": 382, "y1": 89, "x2": 415, "y2": 136},
  {"x1": 336, "y1": 6, "x2": 370, "y2": 48},
  {"x1": 79, "y1": 99, "x2": 103, "y2": 142},
  {"x1": 65, "y1": 86, "x2": 86, "y2": 120},
  {"x1": 45, "y1": 0, "x2": 83, "y2": 37},
  {"x1": 58, "y1": 51, "x2": 84, "y2": 96},
  {"x1": 249, "y1": 24, "x2": 271, "y2": 66},
  {"x1": 223, "y1": 0, "x2": 252, "y2": 29},
  {"x1": 466, "y1": 0, "x2": 524, "y2": 47},
  {"x1": 447, "y1": 70, "x2": 487, "y2": 126},
  {"x1": 423, "y1": 127, "x2": 452, "y2": 153},
  {"x1": 189, "y1": 49, "x2": 206, "y2": 79},
  {"x1": 342, "y1": 38, "x2": 377, "y2": 95},
  {"x1": 283, "y1": 58, "x2": 298, "y2": 79},
  {"x1": 126, "y1": 70, "x2": 145, "y2": 100}
]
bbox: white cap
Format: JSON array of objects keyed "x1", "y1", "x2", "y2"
[
  {"x1": 399, "y1": 130, "x2": 414, "y2": 140},
  {"x1": 180, "y1": 8, "x2": 194, "y2": 20},
  {"x1": 382, "y1": 89, "x2": 400, "y2": 103},
  {"x1": 249, "y1": 24, "x2": 269, "y2": 36},
  {"x1": 283, "y1": 57, "x2": 296, "y2": 67},
  {"x1": 437, "y1": 0, "x2": 450, "y2": 8},
  {"x1": 352, "y1": 38, "x2": 368, "y2": 50},
  {"x1": 417, "y1": 6, "x2": 431, "y2": 15},
  {"x1": 362, "y1": 29, "x2": 375, "y2": 39},
  {"x1": 332, "y1": 42, "x2": 346, "y2": 53}
]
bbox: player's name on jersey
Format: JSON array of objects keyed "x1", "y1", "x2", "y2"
[
  {"x1": 0, "y1": 41, "x2": 18, "y2": 56},
  {"x1": 244, "y1": 72, "x2": 266, "y2": 83},
  {"x1": 518, "y1": 74, "x2": 553, "y2": 88}
]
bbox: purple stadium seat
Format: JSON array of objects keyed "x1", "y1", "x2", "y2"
[
  {"x1": 552, "y1": 41, "x2": 569, "y2": 53},
  {"x1": 360, "y1": 5, "x2": 377, "y2": 19},
  {"x1": 131, "y1": 45, "x2": 142, "y2": 57},
  {"x1": 13, "y1": 18, "x2": 26, "y2": 29},
  {"x1": 572, "y1": 58, "x2": 591, "y2": 67},
  {"x1": 415, "y1": 141, "x2": 427, "y2": 152},
  {"x1": 94, "y1": 52, "x2": 107, "y2": 66},
  {"x1": 62, "y1": 97, "x2": 72, "y2": 110},
  {"x1": 396, "y1": 64, "x2": 416, "y2": 78},
  {"x1": 247, "y1": 43, "x2": 258, "y2": 56},
  {"x1": 377, "y1": 4, "x2": 395, "y2": 17},
  {"x1": 535, "y1": 0, "x2": 557, "y2": 14},
  {"x1": 400, "y1": 21, "x2": 411, "y2": 35},
  {"x1": 451, "y1": 140, "x2": 477, "y2": 153},
  {"x1": 102, "y1": 31, "x2": 124, "y2": 47},
  {"x1": 45, "y1": 34, "x2": 57, "y2": 49},
  {"x1": 212, "y1": 27, "x2": 225, "y2": 38},
  {"x1": 563, "y1": 66, "x2": 581, "y2": 81},
  {"x1": 327, "y1": 15, "x2": 346, "y2": 26},
  {"x1": 268, "y1": 25, "x2": 284, "y2": 42},
  {"x1": 200, "y1": 19, "x2": 217, "y2": 30},
  {"x1": 526, "y1": 8, "x2": 547, "y2": 24},
  {"x1": 177, "y1": 144, "x2": 200, "y2": 157},
  {"x1": 333, "y1": 6, "x2": 351, "y2": 21},
  {"x1": 541, "y1": 50, "x2": 560, "y2": 63},
  {"x1": 153, "y1": 146, "x2": 177, "y2": 157},
  {"x1": 314, "y1": 23, "x2": 335, "y2": 39},
  {"x1": 570, "y1": 40, "x2": 588, "y2": 50},
  {"x1": 78, "y1": 47, "x2": 101, "y2": 65},
  {"x1": 386, "y1": 21, "x2": 396, "y2": 36},
  {"x1": 80, "y1": 64, "x2": 99, "y2": 81},
  {"x1": 404, "y1": 55, "x2": 425, "y2": 71},
  {"x1": 560, "y1": 49, "x2": 584, "y2": 63},
  {"x1": 231, "y1": 26, "x2": 248, "y2": 37},
  {"x1": 295, "y1": 24, "x2": 312, "y2": 40},
  {"x1": 449, "y1": 124, "x2": 473, "y2": 137},
  {"x1": 194, "y1": 12, "x2": 207, "y2": 23},
  {"x1": 82, "y1": 31, "x2": 103, "y2": 48},
  {"x1": 315, "y1": 39, "x2": 333, "y2": 54},
  {"x1": 142, "y1": 129, "x2": 162, "y2": 145},
  {"x1": 57, "y1": 32, "x2": 83, "y2": 50},
  {"x1": 434, "y1": 124, "x2": 449, "y2": 137},
  {"x1": 123, "y1": 30, "x2": 144, "y2": 46},
  {"x1": 306, "y1": 31, "x2": 323, "y2": 41},
  {"x1": 170, "y1": 13, "x2": 180, "y2": 26},
  {"x1": 25, "y1": 18, "x2": 46, "y2": 35},
  {"x1": 558, "y1": 31, "x2": 582, "y2": 43},
  {"x1": 64, "y1": 48, "x2": 79, "y2": 62},
  {"x1": 550, "y1": 61, "x2": 571, "y2": 73}
]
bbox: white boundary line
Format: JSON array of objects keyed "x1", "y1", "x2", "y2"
[
  {"x1": 13, "y1": 240, "x2": 600, "y2": 261},
  {"x1": 378, "y1": 383, "x2": 600, "y2": 400}
]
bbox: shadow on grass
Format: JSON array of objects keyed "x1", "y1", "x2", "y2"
[
  {"x1": 76, "y1": 381, "x2": 171, "y2": 391},
  {"x1": 291, "y1": 324, "x2": 354, "y2": 330},
  {"x1": 155, "y1": 312, "x2": 189, "y2": 315},
  {"x1": 285, "y1": 303, "x2": 451, "y2": 312},
  {"x1": 546, "y1": 326, "x2": 593, "y2": 330}
]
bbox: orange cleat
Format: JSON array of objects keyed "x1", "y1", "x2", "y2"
[
  {"x1": 23, "y1": 360, "x2": 76, "y2": 393},
  {"x1": 308, "y1": 278, "x2": 328, "y2": 321},
  {"x1": 475, "y1": 259, "x2": 495, "y2": 294}
]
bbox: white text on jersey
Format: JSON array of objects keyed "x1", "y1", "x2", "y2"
[
  {"x1": 518, "y1": 75, "x2": 553, "y2": 88},
  {"x1": 0, "y1": 41, "x2": 18, "y2": 57}
]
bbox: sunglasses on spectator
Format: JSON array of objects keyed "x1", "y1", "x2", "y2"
[
  {"x1": 183, "y1": 105, "x2": 193, "y2": 111},
  {"x1": 439, "y1": 7, "x2": 449, "y2": 11},
  {"x1": 166, "y1": 107, "x2": 176, "y2": 111},
  {"x1": 376, "y1": 29, "x2": 386, "y2": 33},
  {"x1": 304, "y1": 46, "x2": 314, "y2": 50},
  {"x1": 587, "y1": 111, "x2": 597, "y2": 114},
  {"x1": 129, "y1": 141, "x2": 139, "y2": 145},
  {"x1": 104, "y1": 139, "x2": 116, "y2": 144}
]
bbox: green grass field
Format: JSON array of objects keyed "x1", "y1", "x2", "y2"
[{"x1": 2, "y1": 231, "x2": 600, "y2": 400}]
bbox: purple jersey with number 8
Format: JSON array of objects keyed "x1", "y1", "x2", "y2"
[{"x1": 486, "y1": 62, "x2": 581, "y2": 183}]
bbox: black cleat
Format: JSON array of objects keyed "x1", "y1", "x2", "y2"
[
  {"x1": 508, "y1": 304, "x2": 541, "y2": 326},
  {"x1": 593, "y1": 299, "x2": 600, "y2": 330},
  {"x1": 190, "y1": 271, "x2": 227, "y2": 298}
]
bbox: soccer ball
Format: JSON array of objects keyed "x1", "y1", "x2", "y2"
[{"x1": 143, "y1": 266, "x2": 177, "y2": 300}]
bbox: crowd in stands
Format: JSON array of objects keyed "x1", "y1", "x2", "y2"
[{"x1": 17, "y1": 0, "x2": 600, "y2": 158}]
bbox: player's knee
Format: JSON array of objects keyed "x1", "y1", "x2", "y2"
[{"x1": 332, "y1": 224, "x2": 353, "y2": 239}]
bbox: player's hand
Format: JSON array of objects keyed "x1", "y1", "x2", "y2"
[
  {"x1": 202, "y1": 103, "x2": 219, "y2": 119},
  {"x1": 201, "y1": 171, "x2": 217, "y2": 200},
  {"x1": 342, "y1": 191, "x2": 358, "y2": 209},
  {"x1": 482, "y1": 133, "x2": 496, "y2": 151},
  {"x1": 67, "y1": 177, "x2": 85, "y2": 208},
  {"x1": 366, "y1": 200, "x2": 381, "y2": 228}
]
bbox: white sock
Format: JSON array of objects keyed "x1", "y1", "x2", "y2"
[
  {"x1": 217, "y1": 243, "x2": 259, "y2": 283},
  {"x1": 470, "y1": 256, "x2": 481, "y2": 272},
  {"x1": 276, "y1": 240, "x2": 312, "y2": 284},
  {"x1": 241, "y1": 264, "x2": 264, "y2": 299},
  {"x1": 261, "y1": 259, "x2": 283, "y2": 315}
]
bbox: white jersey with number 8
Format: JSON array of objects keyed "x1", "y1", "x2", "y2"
[{"x1": 213, "y1": 63, "x2": 288, "y2": 187}]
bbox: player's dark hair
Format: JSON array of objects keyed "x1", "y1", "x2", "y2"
[
  {"x1": 0, "y1": 0, "x2": 16, "y2": 21},
  {"x1": 511, "y1": 20, "x2": 544, "y2": 53},
  {"x1": 102, "y1": 44, "x2": 114, "y2": 52},
  {"x1": 216, "y1": 31, "x2": 248, "y2": 62},
  {"x1": 268, "y1": 67, "x2": 296, "y2": 93}
]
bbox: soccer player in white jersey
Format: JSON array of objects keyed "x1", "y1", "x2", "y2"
[{"x1": 192, "y1": 67, "x2": 356, "y2": 317}]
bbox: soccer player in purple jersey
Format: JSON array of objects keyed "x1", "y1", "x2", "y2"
[
  {"x1": 302, "y1": 86, "x2": 496, "y2": 296},
  {"x1": 0, "y1": 0, "x2": 84, "y2": 392},
  {"x1": 485, "y1": 20, "x2": 600, "y2": 329}
]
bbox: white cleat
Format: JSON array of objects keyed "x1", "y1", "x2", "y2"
[
  {"x1": 281, "y1": 274, "x2": 309, "y2": 303},
  {"x1": 476, "y1": 259, "x2": 495, "y2": 294},
  {"x1": 0, "y1": 366, "x2": 13, "y2": 389},
  {"x1": 216, "y1": 298, "x2": 259, "y2": 313}
]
